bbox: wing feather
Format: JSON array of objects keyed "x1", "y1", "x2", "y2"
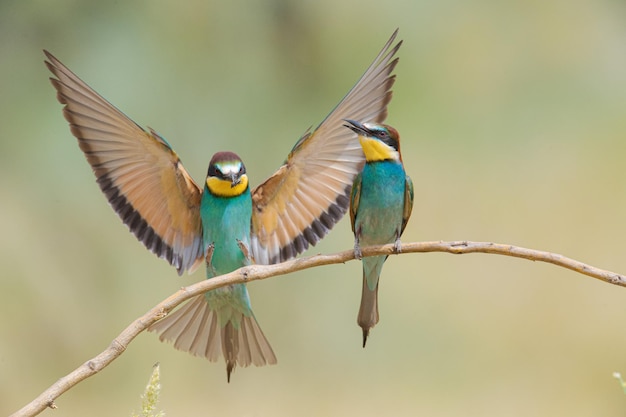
[
  {"x1": 402, "y1": 175, "x2": 414, "y2": 235},
  {"x1": 349, "y1": 172, "x2": 363, "y2": 234},
  {"x1": 45, "y1": 50, "x2": 204, "y2": 274},
  {"x1": 250, "y1": 29, "x2": 402, "y2": 264}
]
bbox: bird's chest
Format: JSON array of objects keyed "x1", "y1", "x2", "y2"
[
  {"x1": 356, "y1": 163, "x2": 406, "y2": 243},
  {"x1": 200, "y1": 192, "x2": 252, "y2": 276}
]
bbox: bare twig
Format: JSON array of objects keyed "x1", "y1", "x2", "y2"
[{"x1": 10, "y1": 240, "x2": 626, "y2": 417}]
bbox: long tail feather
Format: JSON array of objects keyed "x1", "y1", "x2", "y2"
[
  {"x1": 148, "y1": 294, "x2": 277, "y2": 381},
  {"x1": 357, "y1": 255, "x2": 386, "y2": 347}
]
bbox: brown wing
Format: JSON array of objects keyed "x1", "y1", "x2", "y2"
[
  {"x1": 45, "y1": 51, "x2": 204, "y2": 274},
  {"x1": 250, "y1": 30, "x2": 402, "y2": 264}
]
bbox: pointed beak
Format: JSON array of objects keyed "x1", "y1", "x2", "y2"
[
  {"x1": 343, "y1": 119, "x2": 371, "y2": 136},
  {"x1": 226, "y1": 172, "x2": 240, "y2": 187}
]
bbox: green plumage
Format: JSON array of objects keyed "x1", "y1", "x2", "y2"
[
  {"x1": 150, "y1": 154, "x2": 277, "y2": 382},
  {"x1": 201, "y1": 186, "x2": 254, "y2": 328},
  {"x1": 348, "y1": 121, "x2": 414, "y2": 347}
]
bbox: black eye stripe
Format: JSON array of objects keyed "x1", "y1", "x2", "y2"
[{"x1": 377, "y1": 133, "x2": 398, "y2": 151}]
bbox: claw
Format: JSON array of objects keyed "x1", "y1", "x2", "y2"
[
  {"x1": 354, "y1": 235, "x2": 363, "y2": 260},
  {"x1": 205, "y1": 243, "x2": 218, "y2": 275},
  {"x1": 205, "y1": 243, "x2": 215, "y2": 264},
  {"x1": 236, "y1": 239, "x2": 251, "y2": 261},
  {"x1": 393, "y1": 236, "x2": 402, "y2": 254}
]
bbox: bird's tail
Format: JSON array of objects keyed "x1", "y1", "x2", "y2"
[
  {"x1": 148, "y1": 293, "x2": 277, "y2": 382},
  {"x1": 357, "y1": 255, "x2": 387, "y2": 347}
]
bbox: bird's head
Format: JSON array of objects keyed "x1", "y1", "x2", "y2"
[
  {"x1": 206, "y1": 151, "x2": 249, "y2": 197},
  {"x1": 343, "y1": 119, "x2": 401, "y2": 162}
]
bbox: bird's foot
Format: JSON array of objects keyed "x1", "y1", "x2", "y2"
[
  {"x1": 236, "y1": 239, "x2": 252, "y2": 261},
  {"x1": 393, "y1": 237, "x2": 402, "y2": 254}
]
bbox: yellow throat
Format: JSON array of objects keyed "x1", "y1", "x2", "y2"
[
  {"x1": 359, "y1": 136, "x2": 399, "y2": 162},
  {"x1": 206, "y1": 174, "x2": 249, "y2": 197}
]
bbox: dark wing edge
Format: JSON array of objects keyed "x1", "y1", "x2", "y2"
[
  {"x1": 250, "y1": 30, "x2": 402, "y2": 265},
  {"x1": 44, "y1": 50, "x2": 204, "y2": 274}
]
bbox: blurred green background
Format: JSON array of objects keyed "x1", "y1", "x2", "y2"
[{"x1": 2, "y1": 0, "x2": 626, "y2": 415}]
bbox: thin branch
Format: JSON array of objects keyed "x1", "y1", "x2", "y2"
[{"x1": 10, "y1": 240, "x2": 626, "y2": 417}]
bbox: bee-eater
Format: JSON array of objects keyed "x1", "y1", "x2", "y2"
[
  {"x1": 45, "y1": 30, "x2": 401, "y2": 381},
  {"x1": 344, "y1": 120, "x2": 413, "y2": 347}
]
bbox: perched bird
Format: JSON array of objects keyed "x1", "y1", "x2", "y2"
[
  {"x1": 45, "y1": 30, "x2": 401, "y2": 381},
  {"x1": 344, "y1": 120, "x2": 413, "y2": 347}
]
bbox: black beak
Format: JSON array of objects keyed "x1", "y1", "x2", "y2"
[
  {"x1": 226, "y1": 173, "x2": 240, "y2": 187},
  {"x1": 343, "y1": 119, "x2": 371, "y2": 136}
]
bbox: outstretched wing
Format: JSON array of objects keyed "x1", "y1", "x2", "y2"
[
  {"x1": 250, "y1": 30, "x2": 402, "y2": 264},
  {"x1": 45, "y1": 51, "x2": 204, "y2": 275}
]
